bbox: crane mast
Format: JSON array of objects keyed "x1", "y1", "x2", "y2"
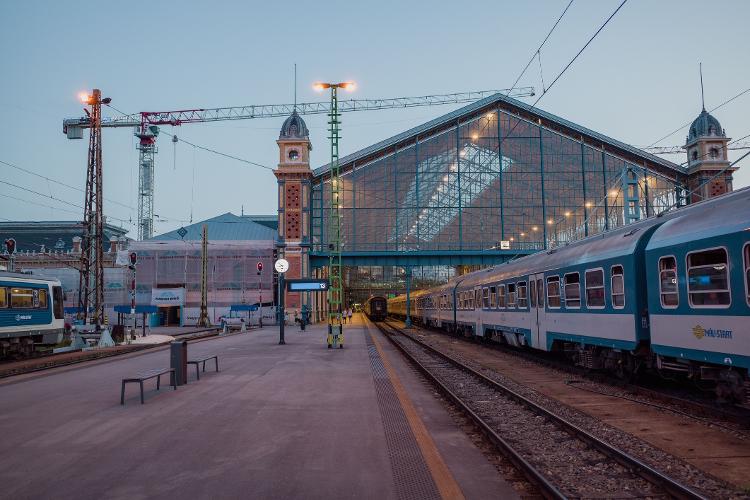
[{"x1": 63, "y1": 88, "x2": 536, "y2": 240}]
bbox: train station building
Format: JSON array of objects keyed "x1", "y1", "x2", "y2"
[{"x1": 275, "y1": 92, "x2": 737, "y2": 307}]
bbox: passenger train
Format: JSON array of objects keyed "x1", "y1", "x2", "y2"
[
  {"x1": 389, "y1": 188, "x2": 750, "y2": 402},
  {"x1": 0, "y1": 272, "x2": 66, "y2": 357},
  {"x1": 364, "y1": 295, "x2": 388, "y2": 322}
]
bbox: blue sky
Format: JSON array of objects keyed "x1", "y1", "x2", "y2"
[{"x1": 1, "y1": 0, "x2": 748, "y2": 236}]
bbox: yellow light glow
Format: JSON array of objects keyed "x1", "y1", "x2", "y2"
[
  {"x1": 79, "y1": 92, "x2": 90, "y2": 104},
  {"x1": 609, "y1": 190, "x2": 618, "y2": 196},
  {"x1": 486, "y1": 113, "x2": 494, "y2": 119},
  {"x1": 471, "y1": 134, "x2": 479, "y2": 141},
  {"x1": 585, "y1": 202, "x2": 593, "y2": 208},
  {"x1": 520, "y1": 232, "x2": 526, "y2": 237},
  {"x1": 532, "y1": 226, "x2": 538, "y2": 231},
  {"x1": 313, "y1": 83, "x2": 326, "y2": 91},
  {"x1": 547, "y1": 219, "x2": 553, "y2": 224},
  {"x1": 509, "y1": 237, "x2": 515, "y2": 241},
  {"x1": 564, "y1": 211, "x2": 571, "y2": 217},
  {"x1": 341, "y1": 81, "x2": 356, "y2": 91}
]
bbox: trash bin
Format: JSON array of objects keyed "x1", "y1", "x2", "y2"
[{"x1": 170, "y1": 340, "x2": 188, "y2": 386}]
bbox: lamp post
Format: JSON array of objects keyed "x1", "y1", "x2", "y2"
[{"x1": 314, "y1": 81, "x2": 355, "y2": 349}]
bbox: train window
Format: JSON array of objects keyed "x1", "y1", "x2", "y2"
[
  {"x1": 659, "y1": 257, "x2": 678, "y2": 307},
  {"x1": 482, "y1": 288, "x2": 489, "y2": 308},
  {"x1": 546, "y1": 276, "x2": 561, "y2": 308},
  {"x1": 530, "y1": 280, "x2": 537, "y2": 308},
  {"x1": 517, "y1": 281, "x2": 528, "y2": 308},
  {"x1": 536, "y1": 278, "x2": 544, "y2": 307},
  {"x1": 507, "y1": 283, "x2": 516, "y2": 308},
  {"x1": 687, "y1": 248, "x2": 730, "y2": 307},
  {"x1": 611, "y1": 266, "x2": 625, "y2": 308},
  {"x1": 564, "y1": 273, "x2": 581, "y2": 308},
  {"x1": 475, "y1": 289, "x2": 481, "y2": 308},
  {"x1": 585, "y1": 269, "x2": 605, "y2": 308},
  {"x1": 38, "y1": 289, "x2": 48, "y2": 309},
  {"x1": 745, "y1": 244, "x2": 750, "y2": 305},
  {"x1": 10, "y1": 288, "x2": 35, "y2": 308},
  {"x1": 0, "y1": 287, "x2": 6, "y2": 308},
  {"x1": 497, "y1": 285, "x2": 506, "y2": 308},
  {"x1": 490, "y1": 286, "x2": 497, "y2": 308}
]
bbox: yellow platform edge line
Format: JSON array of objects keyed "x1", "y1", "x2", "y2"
[{"x1": 368, "y1": 322, "x2": 466, "y2": 500}]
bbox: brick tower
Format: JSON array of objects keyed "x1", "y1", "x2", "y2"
[
  {"x1": 274, "y1": 110, "x2": 313, "y2": 316},
  {"x1": 684, "y1": 108, "x2": 737, "y2": 202}
]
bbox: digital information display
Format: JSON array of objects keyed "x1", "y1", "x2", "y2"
[{"x1": 286, "y1": 279, "x2": 329, "y2": 292}]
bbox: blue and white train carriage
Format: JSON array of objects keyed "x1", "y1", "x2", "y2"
[
  {"x1": 645, "y1": 189, "x2": 750, "y2": 399},
  {"x1": 389, "y1": 187, "x2": 750, "y2": 399},
  {"x1": 0, "y1": 271, "x2": 65, "y2": 357}
]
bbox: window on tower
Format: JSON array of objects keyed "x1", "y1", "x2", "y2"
[
  {"x1": 288, "y1": 149, "x2": 299, "y2": 161},
  {"x1": 710, "y1": 147, "x2": 719, "y2": 159}
]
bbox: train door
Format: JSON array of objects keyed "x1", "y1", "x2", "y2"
[{"x1": 529, "y1": 273, "x2": 547, "y2": 349}]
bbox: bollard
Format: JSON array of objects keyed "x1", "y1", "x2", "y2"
[{"x1": 170, "y1": 340, "x2": 188, "y2": 386}]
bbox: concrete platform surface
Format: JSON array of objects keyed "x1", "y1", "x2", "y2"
[{"x1": 0, "y1": 315, "x2": 515, "y2": 500}]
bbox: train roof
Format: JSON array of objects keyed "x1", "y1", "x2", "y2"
[
  {"x1": 455, "y1": 187, "x2": 750, "y2": 289},
  {"x1": 0, "y1": 271, "x2": 61, "y2": 283},
  {"x1": 645, "y1": 187, "x2": 750, "y2": 252}
]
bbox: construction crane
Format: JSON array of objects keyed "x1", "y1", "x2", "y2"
[
  {"x1": 63, "y1": 88, "x2": 535, "y2": 240},
  {"x1": 642, "y1": 141, "x2": 750, "y2": 155}
]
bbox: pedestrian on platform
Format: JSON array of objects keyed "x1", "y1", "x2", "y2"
[{"x1": 347, "y1": 308, "x2": 353, "y2": 324}]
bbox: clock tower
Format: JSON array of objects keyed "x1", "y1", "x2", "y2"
[
  {"x1": 684, "y1": 108, "x2": 736, "y2": 202},
  {"x1": 274, "y1": 110, "x2": 313, "y2": 316}
]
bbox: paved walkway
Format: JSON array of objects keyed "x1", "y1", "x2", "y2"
[{"x1": 0, "y1": 315, "x2": 515, "y2": 500}]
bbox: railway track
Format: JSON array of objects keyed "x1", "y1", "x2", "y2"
[
  {"x1": 0, "y1": 327, "x2": 223, "y2": 379},
  {"x1": 376, "y1": 320, "x2": 709, "y2": 499},
  {"x1": 401, "y1": 319, "x2": 750, "y2": 431}
]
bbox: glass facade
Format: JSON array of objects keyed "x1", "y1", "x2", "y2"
[{"x1": 311, "y1": 102, "x2": 686, "y2": 257}]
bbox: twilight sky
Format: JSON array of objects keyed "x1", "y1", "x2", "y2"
[{"x1": 1, "y1": 0, "x2": 748, "y2": 237}]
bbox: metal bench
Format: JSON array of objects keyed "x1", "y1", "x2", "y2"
[
  {"x1": 188, "y1": 355, "x2": 219, "y2": 380},
  {"x1": 121, "y1": 367, "x2": 176, "y2": 405}
]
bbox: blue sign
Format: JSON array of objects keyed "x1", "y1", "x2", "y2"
[
  {"x1": 177, "y1": 227, "x2": 188, "y2": 239},
  {"x1": 286, "y1": 279, "x2": 329, "y2": 292}
]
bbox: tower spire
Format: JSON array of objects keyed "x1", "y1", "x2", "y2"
[
  {"x1": 699, "y1": 62, "x2": 705, "y2": 111},
  {"x1": 294, "y1": 63, "x2": 297, "y2": 111}
]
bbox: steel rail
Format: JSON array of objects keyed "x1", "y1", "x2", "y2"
[
  {"x1": 374, "y1": 321, "x2": 564, "y2": 499},
  {"x1": 378, "y1": 320, "x2": 708, "y2": 500}
]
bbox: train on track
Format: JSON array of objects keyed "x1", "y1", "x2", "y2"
[
  {"x1": 364, "y1": 295, "x2": 388, "y2": 322},
  {"x1": 389, "y1": 188, "x2": 750, "y2": 402},
  {"x1": 0, "y1": 272, "x2": 66, "y2": 358}
]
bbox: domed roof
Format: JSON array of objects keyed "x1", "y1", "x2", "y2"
[
  {"x1": 687, "y1": 109, "x2": 724, "y2": 142},
  {"x1": 279, "y1": 110, "x2": 309, "y2": 140}
]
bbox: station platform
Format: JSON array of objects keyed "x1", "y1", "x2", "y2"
[{"x1": 0, "y1": 314, "x2": 516, "y2": 500}]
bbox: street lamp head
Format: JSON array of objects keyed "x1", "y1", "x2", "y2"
[
  {"x1": 79, "y1": 92, "x2": 91, "y2": 104},
  {"x1": 313, "y1": 82, "x2": 329, "y2": 91},
  {"x1": 339, "y1": 81, "x2": 356, "y2": 91}
]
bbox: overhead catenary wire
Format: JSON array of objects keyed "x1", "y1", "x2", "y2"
[
  {"x1": 160, "y1": 130, "x2": 274, "y2": 171},
  {"x1": 646, "y1": 86, "x2": 750, "y2": 148},
  {"x1": 0, "y1": 158, "x2": 135, "y2": 211},
  {"x1": 506, "y1": 0, "x2": 575, "y2": 96},
  {"x1": 498, "y1": 0, "x2": 629, "y2": 150},
  {"x1": 0, "y1": 178, "x2": 134, "y2": 228}
]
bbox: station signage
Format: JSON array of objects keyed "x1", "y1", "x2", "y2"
[
  {"x1": 285, "y1": 279, "x2": 329, "y2": 292},
  {"x1": 151, "y1": 287, "x2": 185, "y2": 306}
]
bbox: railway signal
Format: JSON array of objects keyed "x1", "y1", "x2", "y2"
[
  {"x1": 4, "y1": 238, "x2": 17, "y2": 272},
  {"x1": 4, "y1": 238, "x2": 16, "y2": 255}
]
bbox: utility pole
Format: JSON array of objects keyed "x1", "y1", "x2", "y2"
[
  {"x1": 197, "y1": 224, "x2": 210, "y2": 327},
  {"x1": 314, "y1": 82, "x2": 355, "y2": 349},
  {"x1": 78, "y1": 89, "x2": 109, "y2": 329}
]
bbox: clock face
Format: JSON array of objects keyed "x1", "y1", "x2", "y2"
[{"x1": 288, "y1": 149, "x2": 299, "y2": 161}]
